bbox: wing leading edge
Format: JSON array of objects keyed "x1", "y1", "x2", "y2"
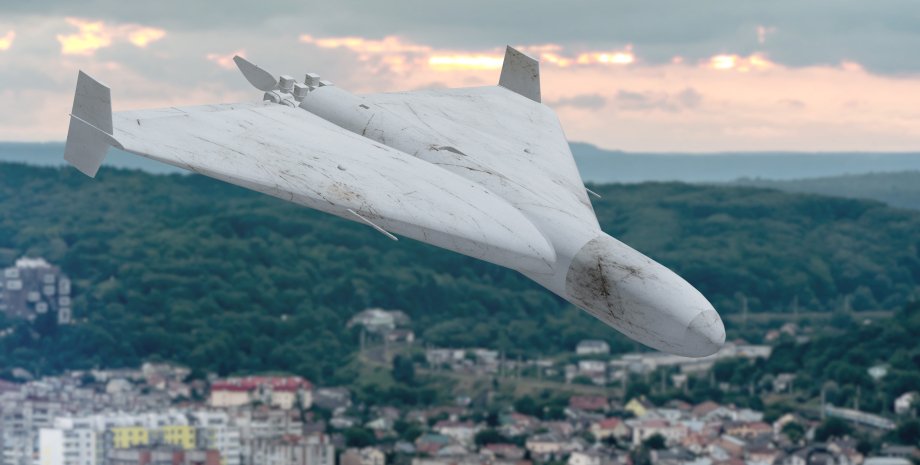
[{"x1": 63, "y1": 73, "x2": 556, "y2": 274}]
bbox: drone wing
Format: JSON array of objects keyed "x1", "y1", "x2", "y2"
[
  {"x1": 349, "y1": 48, "x2": 599, "y2": 230},
  {"x1": 63, "y1": 72, "x2": 555, "y2": 273}
]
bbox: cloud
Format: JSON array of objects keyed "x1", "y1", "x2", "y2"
[
  {"x1": 612, "y1": 88, "x2": 703, "y2": 113},
  {"x1": 706, "y1": 53, "x2": 775, "y2": 72},
  {"x1": 299, "y1": 34, "x2": 635, "y2": 73},
  {"x1": 207, "y1": 49, "x2": 245, "y2": 70},
  {"x1": 1, "y1": 15, "x2": 920, "y2": 152},
  {"x1": 127, "y1": 27, "x2": 165, "y2": 47},
  {"x1": 56, "y1": 17, "x2": 165, "y2": 56},
  {"x1": 3, "y1": 1, "x2": 920, "y2": 74},
  {"x1": 548, "y1": 94, "x2": 608, "y2": 110},
  {"x1": 0, "y1": 30, "x2": 14, "y2": 51}
]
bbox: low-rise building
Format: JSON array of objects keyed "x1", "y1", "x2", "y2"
[
  {"x1": 576, "y1": 341, "x2": 610, "y2": 356},
  {"x1": 250, "y1": 434, "x2": 333, "y2": 465},
  {"x1": 209, "y1": 377, "x2": 312, "y2": 410},
  {"x1": 0, "y1": 257, "x2": 72, "y2": 324}
]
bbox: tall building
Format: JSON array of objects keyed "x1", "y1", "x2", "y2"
[
  {"x1": 190, "y1": 411, "x2": 241, "y2": 465},
  {"x1": 106, "y1": 447, "x2": 220, "y2": 465},
  {"x1": 250, "y1": 434, "x2": 334, "y2": 465},
  {"x1": 0, "y1": 257, "x2": 72, "y2": 324},
  {"x1": 39, "y1": 417, "x2": 99, "y2": 465}
]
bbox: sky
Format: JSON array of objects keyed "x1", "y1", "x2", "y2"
[{"x1": 2, "y1": 1, "x2": 920, "y2": 152}]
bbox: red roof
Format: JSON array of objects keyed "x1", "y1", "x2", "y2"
[
  {"x1": 434, "y1": 420, "x2": 475, "y2": 429},
  {"x1": 596, "y1": 418, "x2": 623, "y2": 429},
  {"x1": 569, "y1": 395, "x2": 609, "y2": 411},
  {"x1": 211, "y1": 376, "x2": 312, "y2": 392}
]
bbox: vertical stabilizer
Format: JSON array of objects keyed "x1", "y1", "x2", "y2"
[
  {"x1": 64, "y1": 71, "x2": 119, "y2": 177},
  {"x1": 498, "y1": 46, "x2": 540, "y2": 103}
]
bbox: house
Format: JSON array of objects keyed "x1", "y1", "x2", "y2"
[
  {"x1": 630, "y1": 419, "x2": 688, "y2": 446},
  {"x1": 483, "y1": 444, "x2": 525, "y2": 460},
  {"x1": 526, "y1": 433, "x2": 576, "y2": 457},
  {"x1": 708, "y1": 435, "x2": 746, "y2": 461},
  {"x1": 772, "y1": 374, "x2": 796, "y2": 393},
  {"x1": 347, "y1": 308, "x2": 410, "y2": 333},
  {"x1": 209, "y1": 376, "x2": 313, "y2": 410},
  {"x1": 415, "y1": 434, "x2": 452, "y2": 455},
  {"x1": 894, "y1": 392, "x2": 917, "y2": 415},
  {"x1": 433, "y1": 421, "x2": 478, "y2": 445},
  {"x1": 692, "y1": 402, "x2": 734, "y2": 421},
  {"x1": 576, "y1": 340, "x2": 610, "y2": 356},
  {"x1": 725, "y1": 421, "x2": 772, "y2": 439},
  {"x1": 746, "y1": 445, "x2": 781, "y2": 465},
  {"x1": 625, "y1": 397, "x2": 654, "y2": 418},
  {"x1": 570, "y1": 396, "x2": 609, "y2": 412},
  {"x1": 499, "y1": 413, "x2": 540, "y2": 437},
  {"x1": 568, "y1": 450, "x2": 619, "y2": 465},
  {"x1": 577, "y1": 361, "x2": 607, "y2": 383},
  {"x1": 590, "y1": 418, "x2": 630, "y2": 441},
  {"x1": 878, "y1": 445, "x2": 920, "y2": 460},
  {"x1": 341, "y1": 448, "x2": 386, "y2": 465},
  {"x1": 651, "y1": 448, "x2": 696, "y2": 465}
]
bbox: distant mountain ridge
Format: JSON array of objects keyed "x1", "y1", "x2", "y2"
[
  {"x1": 570, "y1": 142, "x2": 920, "y2": 183},
  {"x1": 733, "y1": 171, "x2": 920, "y2": 211},
  {"x1": 5, "y1": 141, "x2": 920, "y2": 183}
]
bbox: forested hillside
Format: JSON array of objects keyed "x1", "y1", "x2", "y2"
[
  {"x1": 734, "y1": 171, "x2": 920, "y2": 211},
  {"x1": 0, "y1": 163, "x2": 919, "y2": 382}
]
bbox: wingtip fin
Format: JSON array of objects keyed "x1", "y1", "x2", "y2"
[
  {"x1": 64, "y1": 71, "x2": 118, "y2": 178},
  {"x1": 233, "y1": 55, "x2": 278, "y2": 92},
  {"x1": 498, "y1": 46, "x2": 540, "y2": 103}
]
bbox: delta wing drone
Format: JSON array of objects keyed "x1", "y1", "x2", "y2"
[{"x1": 64, "y1": 46, "x2": 726, "y2": 357}]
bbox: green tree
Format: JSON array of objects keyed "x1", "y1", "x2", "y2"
[
  {"x1": 643, "y1": 434, "x2": 667, "y2": 450},
  {"x1": 392, "y1": 355, "x2": 415, "y2": 385},
  {"x1": 782, "y1": 422, "x2": 805, "y2": 444}
]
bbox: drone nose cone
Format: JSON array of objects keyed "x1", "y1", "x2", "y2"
[
  {"x1": 684, "y1": 307, "x2": 726, "y2": 357},
  {"x1": 564, "y1": 234, "x2": 726, "y2": 358}
]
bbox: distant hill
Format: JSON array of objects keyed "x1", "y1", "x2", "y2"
[
  {"x1": 6, "y1": 141, "x2": 920, "y2": 184},
  {"x1": 570, "y1": 142, "x2": 920, "y2": 183},
  {"x1": 1, "y1": 162, "x2": 919, "y2": 381},
  {"x1": 733, "y1": 171, "x2": 920, "y2": 211}
]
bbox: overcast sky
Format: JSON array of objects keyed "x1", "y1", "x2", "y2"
[{"x1": 2, "y1": 1, "x2": 920, "y2": 151}]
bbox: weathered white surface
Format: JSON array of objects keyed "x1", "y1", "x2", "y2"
[
  {"x1": 498, "y1": 46, "x2": 541, "y2": 103},
  {"x1": 64, "y1": 71, "x2": 114, "y2": 177},
  {"x1": 299, "y1": 83, "x2": 724, "y2": 357},
  {"x1": 111, "y1": 102, "x2": 556, "y2": 274},
  {"x1": 565, "y1": 235, "x2": 725, "y2": 357},
  {"x1": 63, "y1": 46, "x2": 726, "y2": 358}
]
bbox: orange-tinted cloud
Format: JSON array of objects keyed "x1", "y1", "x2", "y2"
[
  {"x1": 428, "y1": 54, "x2": 504, "y2": 70},
  {"x1": 207, "y1": 49, "x2": 245, "y2": 70},
  {"x1": 300, "y1": 34, "x2": 431, "y2": 54},
  {"x1": 127, "y1": 27, "x2": 166, "y2": 48},
  {"x1": 0, "y1": 30, "x2": 15, "y2": 51},
  {"x1": 299, "y1": 34, "x2": 635, "y2": 72},
  {"x1": 706, "y1": 53, "x2": 775, "y2": 72},
  {"x1": 57, "y1": 17, "x2": 165, "y2": 56}
]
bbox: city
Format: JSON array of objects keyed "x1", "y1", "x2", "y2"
[{"x1": 0, "y1": 258, "x2": 917, "y2": 465}]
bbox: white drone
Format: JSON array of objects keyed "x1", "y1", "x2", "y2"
[{"x1": 64, "y1": 46, "x2": 725, "y2": 357}]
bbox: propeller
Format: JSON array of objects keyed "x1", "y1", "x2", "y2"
[{"x1": 233, "y1": 55, "x2": 279, "y2": 92}]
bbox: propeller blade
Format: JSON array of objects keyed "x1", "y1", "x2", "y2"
[{"x1": 233, "y1": 56, "x2": 278, "y2": 92}]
